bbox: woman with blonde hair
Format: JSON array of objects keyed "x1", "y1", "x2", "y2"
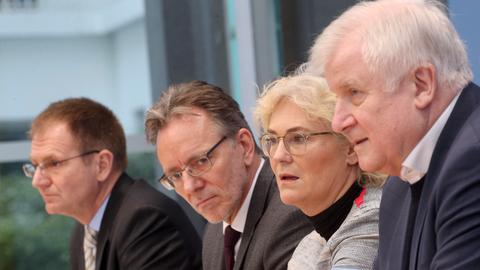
[{"x1": 255, "y1": 74, "x2": 384, "y2": 270}]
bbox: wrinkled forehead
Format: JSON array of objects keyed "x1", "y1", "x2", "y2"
[
  {"x1": 325, "y1": 40, "x2": 364, "y2": 84},
  {"x1": 170, "y1": 107, "x2": 225, "y2": 132},
  {"x1": 328, "y1": 32, "x2": 363, "y2": 67},
  {"x1": 159, "y1": 111, "x2": 223, "y2": 145},
  {"x1": 155, "y1": 110, "x2": 229, "y2": 170}
]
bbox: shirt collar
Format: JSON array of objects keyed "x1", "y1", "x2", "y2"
[
  {"x1": 400, "y1": 92, "x2": 461, "y2": 184},
  {"x1": 223, "y1": 158, "x2": 265, "y2": 234},
  {"x1": 88, "y1": 194, "x2": 111, "y2": 232}
]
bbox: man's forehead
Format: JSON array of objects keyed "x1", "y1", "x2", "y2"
[
  {"x1": 325, "y1": 40, "x2": 365, "y2": 83},
  {"x1": 32, "y1": 121, "x2": 72, "y2": 140},
  {"x1": 167, "y1": 111, "x2": 215, "y2": 131},
  {"x1": 170, "y1": 111, "x2": 203, "y2": 122},
  {"x1": 156, "y1": 116, "x2": 224, "y2": 170},
  {"x1": 32, "y1": 120, "x2": 78, "y2": 144},
  {"x1": 327, "y1": 43, "x2": 360, "y2": 71},
  {"x1": 159, "y1": 112, "x2": 221, "y2": 147},
  {"x1": 30, "y1": 126, "x2": 74, "y2": 161},
  {"x1": 170, "y1": 105, "x2": 208, "y2": 118}
]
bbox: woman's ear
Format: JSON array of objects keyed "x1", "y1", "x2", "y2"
[
  {"x1": 346, "y1": 145, "x2": 358, "y2": 166},
  {"x1": 96, "y1": 149, "x2": 114, "y2": 181}
]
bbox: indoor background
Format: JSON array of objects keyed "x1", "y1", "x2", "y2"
[{"x1": 0, "y1": 0, "x2": 478, "y2": 268}]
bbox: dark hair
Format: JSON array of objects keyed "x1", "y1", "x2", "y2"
[
  {"x1": 30, "y1": 97, "x2": 127, "y2": 170},
  {"x1": 145, "y1": 80, "x2": 260, "y2": 152}
]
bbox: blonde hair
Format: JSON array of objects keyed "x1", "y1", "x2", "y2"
[
  {"x1": 255, "y1": 74, "x2": 336, "y2": 132},
  {"x1": 255, "y1": 74, "x2": 385, "y2": 187}
]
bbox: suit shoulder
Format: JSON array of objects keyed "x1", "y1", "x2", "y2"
[
  {"x1": 111, "y1": 178, "x2": 197, "y2": 240},
  {"x1": 123, "y1": 179, "x2": 181, "y2": 210}
]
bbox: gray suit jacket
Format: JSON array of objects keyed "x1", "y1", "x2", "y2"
[{"x1": 202, "y1": 160, "x2": 312, "y2": 270}]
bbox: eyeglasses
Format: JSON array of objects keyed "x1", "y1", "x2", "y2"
[
  {"x1": 260, "y1": 131, "x2": 334, "y2": 157},
  {"x1": 22, "y1": 150, "x2": 100, "y2": 178},
  {"x1": 159, "y1": 136, "x2": 227, "y2": 190}
]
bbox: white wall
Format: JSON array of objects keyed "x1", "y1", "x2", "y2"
[
  {"x1": 0, "y1": 19, "x2": 151, "y2": 135},
  {"x1": 111, "y1": 19, "x2": 152, "y2": 134},
  {"x1": 0, "y1": 36, "x2": 114, "y2": 121}
]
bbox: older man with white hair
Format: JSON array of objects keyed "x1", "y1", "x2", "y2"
[{"x1": 308, "y1": 0, "x2": 480, "y2": 269}]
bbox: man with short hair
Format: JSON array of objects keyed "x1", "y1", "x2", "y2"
[
  {"x1": 145, "y1": 80, "x2": 311, "y2": 270},
  {"x1": 308, "y1": 0, "x2": 480, "y2": 269},
  {"x1": 25, "y1": 97, "x2": 202, "y2": 270}
]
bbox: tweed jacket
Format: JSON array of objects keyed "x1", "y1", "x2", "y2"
[{"x1": 289, "y1": 187, "x2": 382, "y2": 270}]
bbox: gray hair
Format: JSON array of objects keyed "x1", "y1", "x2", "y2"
[{"x1": 145, "y1": 80, "x2": 260, "y2": 152}]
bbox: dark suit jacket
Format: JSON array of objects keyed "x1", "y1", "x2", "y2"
[
  {"x1": 70, "y1": 173, "x2": 202, "y2": 270},
  {"x1": 375, "y1": 82, "x2": 480, "y2": 269},
  {"x1": 202, "y1": 160, "x2": 311, "y2": 270}
]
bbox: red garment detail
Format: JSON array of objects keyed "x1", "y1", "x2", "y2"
[{"x1": 354, "y1": 188, "x2": 366, "y2": 207}]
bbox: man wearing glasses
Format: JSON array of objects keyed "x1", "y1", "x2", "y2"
[
  {"x1": 24, "y1": 97, "x2": 202, "y2": 270},
  {"x1": 145, "y1": 80, "x2": 311, "y2": 270}
]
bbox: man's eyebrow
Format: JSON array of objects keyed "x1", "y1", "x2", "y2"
[
  {"x1": 30, "y1": 153, "x2": 57, "y2": 165},
  {"x1": 165, "y1": 148, "x2": 208, "y2": 173}
]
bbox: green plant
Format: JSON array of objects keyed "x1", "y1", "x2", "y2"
[{"x1": 0, "y1": 170, "x2": 73, "y2": 270}]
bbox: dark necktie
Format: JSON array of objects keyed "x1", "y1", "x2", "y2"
[{"x1": 224, "y1": 225, "x2": 241, "y2": 270}]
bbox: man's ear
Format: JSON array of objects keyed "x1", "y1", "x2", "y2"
[
  {"x1": 236, "y1": 128, "x2": 256, "y2": 166},
  {"x1": 96, "y1": 149, "x2": 114, "y2": 181},
  {"x1": 346, "y1": 145, "x2": 358, "y2": 166},
  {"x1": 413, "y1": 64, "x2": 436, "y2": 110}
]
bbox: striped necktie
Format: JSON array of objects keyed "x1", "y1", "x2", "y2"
[{"x1": 83, "y1": 225, "x2": 98, "y2": 270}]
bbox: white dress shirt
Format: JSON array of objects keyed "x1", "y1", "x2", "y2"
[
  {"x1": 223, "y1": 158, "x2": 265, "y2": 258},
  {"x1": 88, "y1": 194, "x2": 110, "y2": 232},
  {"x1": 400, "y1": 92, "x2": 461, "y2": 184}
]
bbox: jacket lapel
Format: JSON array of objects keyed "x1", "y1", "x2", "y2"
[
  {"x1": 95, "y1": 173, "x2": 133, "y2": 270},
  {"x1": 234, "y1": 160, "x2": 274, "y2": 270}
]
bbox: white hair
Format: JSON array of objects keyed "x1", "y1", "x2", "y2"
[{"x1": 307, "y1": 0, "x2": 472, "y2": 93}]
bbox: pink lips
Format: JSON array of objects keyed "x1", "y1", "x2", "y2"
[{"x1": 279, "y1": 173, "x2": 299, "y2": 181}]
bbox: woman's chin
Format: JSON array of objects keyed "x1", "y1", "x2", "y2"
[{"x1": 279, "y1": 191, "x2": 303, "y2": 209}]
